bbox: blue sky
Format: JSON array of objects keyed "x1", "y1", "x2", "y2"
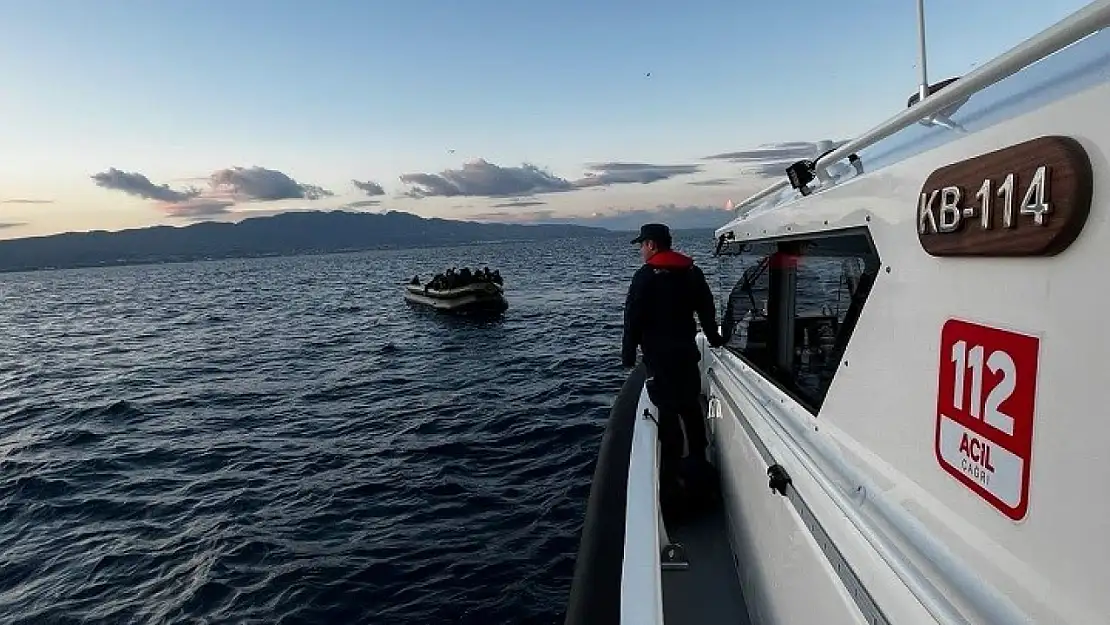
[{"x1": 0, "y1": 0, "x2": 1093, "y2": 238}]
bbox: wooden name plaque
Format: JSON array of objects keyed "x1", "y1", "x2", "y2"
[{"x1": 917, "y1": 136, "x2": 1093, "y2": 256}]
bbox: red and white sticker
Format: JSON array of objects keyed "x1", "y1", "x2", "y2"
[{"x1": 934, "y1": 319, "x2": 1040, "y2": 521}]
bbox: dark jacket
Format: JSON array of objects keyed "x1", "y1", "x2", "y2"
[{"x1": 622, "y1": 250, "x2": 725, "y2": 368}]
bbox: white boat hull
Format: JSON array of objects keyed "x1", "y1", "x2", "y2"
[{"x1": 701, "y1": 44, "x2": 1110, "y2": 624}]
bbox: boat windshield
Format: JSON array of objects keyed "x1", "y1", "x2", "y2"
[{"x1": 715, "y1": 231, "x2": 880, "y2": 414}]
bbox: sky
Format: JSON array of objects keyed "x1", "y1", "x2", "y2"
[{"x1": 0, "y1": 0, "x2": 1094, "y2": 239}]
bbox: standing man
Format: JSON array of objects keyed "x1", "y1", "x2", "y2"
[{"x1": 622, "y1": 223, "x2": 726, "y2": 515}]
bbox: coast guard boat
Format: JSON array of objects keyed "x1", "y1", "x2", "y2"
[{"x1": 565, "y1": 1, "x2": 1110, "y2": 623}]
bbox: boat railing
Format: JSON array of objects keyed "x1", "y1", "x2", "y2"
[
  {"x1": 620, "y1": 387, "x2": 666, "y2": 625},
  {"x1": 563, "y1": 366, "x2": 645, "y2": 625},
  {"x1": 729, "y1": 0, "x2": 1110, "y2": 216},
  {"x1": 562, "y1": 365, "x2": 668, "y2": 625}
]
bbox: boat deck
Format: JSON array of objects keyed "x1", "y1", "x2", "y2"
[
  {"x1": 562, "y1": 371, "x2": 754, "y2": 625},
  {"x1": 661, "y1": 496, "x2": 751, "y2": 624}
]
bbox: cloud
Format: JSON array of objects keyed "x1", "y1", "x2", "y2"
[
  {"x1": 491, "y1": 199, "x2": 546, "y2": 208},
  {"x1": 704, "y1": 142, "x2": 823, "y2": 162},
  {"x1": 400, "y1": 159, "x2": 574, "y2": 198},
  {"x1": 565, "y1": 204, "x2": 734, "y2": 231},
  {"x1": 734, "y1": 159, "x2": 800, "y2": 177},
  {"x1": 703, "y1": 140, "x2": 849, "y2": 177},
  {"x1": 92, "y1": 165, "x2": 335, "y2": 221},
  {"x1": 1, "y1": 198, "x2": 54, "y2": 204},
  {"x1": 470, "y1": 209, "x2": 559, "y2": 222},
  {"x1": 209, "y1": 206, "x2": 332, "y2": 221},
  {"x1": 92, "y1": 168, "x2": 201, "y2": 203},
  {"x1": 346, "y1": 199, "x2": 382, "y2": 208},
  {"x1": 400, "y1": 159, "x2": 701, "y2": 199},
  {"x1": 574, "y1": 163, "x2": 700, "y2": 187},
  {"x1": 470, "y1": 202, "x2": 735, "y2": 231},
  {"x1": 161, "y1": 199, "x2": 235, "y2": 220},
  {"x1": 686, "y1": 178, "x2": 731, "y2": 187},
  {"x1": 353, "y1": 179, "x2": 385, "y2": 196},
  {"x1": 210, "y1": 166, "x2": 333, "y2": 201},
  {"x1": 0, "y1": 222, "x2": 27, "y2": 229}
]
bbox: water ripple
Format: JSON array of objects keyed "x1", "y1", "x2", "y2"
[{"x1": 0, "y1": 232, "x2": 715, "y2": 624}]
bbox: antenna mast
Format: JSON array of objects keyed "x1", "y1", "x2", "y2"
[{"x1": 916, "y1": 0, "x2": 930, "y2": 103}]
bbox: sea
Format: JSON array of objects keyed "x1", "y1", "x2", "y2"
[{"x1": 0, "y1": 230, "x2": 718, "y2": 625}]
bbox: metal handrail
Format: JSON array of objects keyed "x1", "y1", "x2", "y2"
[{"x1": 730, "y1": 0, "x2": 1110, "y2": 215}]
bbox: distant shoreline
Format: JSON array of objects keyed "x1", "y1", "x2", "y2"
[
  {"x1": 0, "y1": 236, "x2": 594, "y2": 275},
  {"x1": 0, "y1": 209, "x2": 721, "y2": 274}
]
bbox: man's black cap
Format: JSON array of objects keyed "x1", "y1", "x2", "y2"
[{"x1": 630, "y1": 223, "x2": 671, "y2": 245}]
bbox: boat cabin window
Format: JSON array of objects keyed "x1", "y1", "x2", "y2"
[{"x1": 716, "y1": 230, "x2": 880, "y2": 414}]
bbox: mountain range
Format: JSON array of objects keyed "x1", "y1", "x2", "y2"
[{"x1": 0, "y1": 210, "x2": 614, "y2": 273}]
